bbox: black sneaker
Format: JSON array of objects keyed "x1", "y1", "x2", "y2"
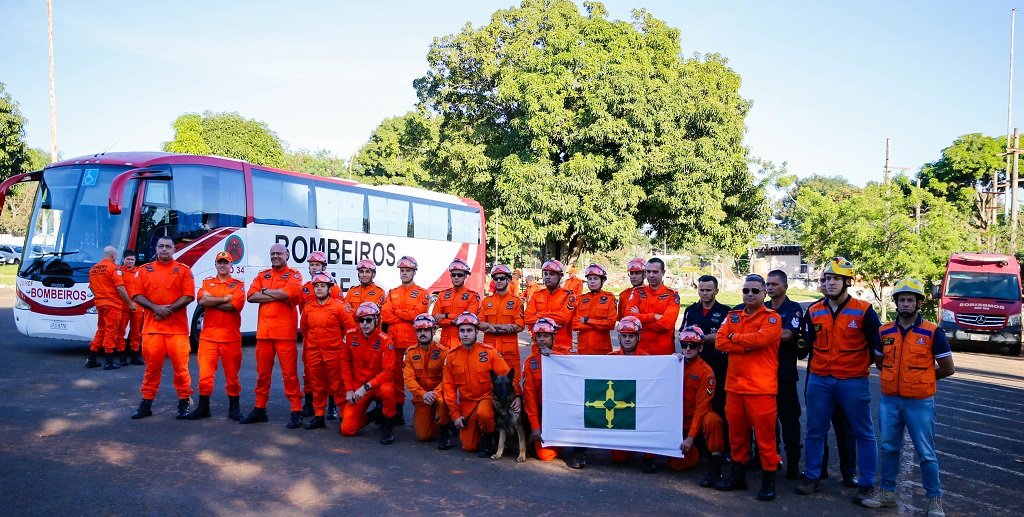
[
  {"x1": 853, "y1": 486, "x2": 876, "y2": 505},
  {"x1": 286, "y1": 411, "x2": 303, "y2": 429},
  {"x1": 795, "y1": 478, "x2": 821, "y2": 495},
  {"x1": 304, "y1": 416, "x2": 326, "y2": 430}
]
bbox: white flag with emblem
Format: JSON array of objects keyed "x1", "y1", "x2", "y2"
[{"x1": 541, "y1": 355, "x2": 684, "y2": 457}]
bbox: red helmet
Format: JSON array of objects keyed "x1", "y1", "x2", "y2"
[
  {"x1": 355, "y1": 302, "x2": 380, "y2": 318},
  {"x1": 678, "y1": 325, "x2": 705, "y2": 344},
  {"x1": 310, "y1": 272, "x2": 334, "y2": 285},
  {"x1": 448, "y1": 259, "x2": 471, "y2": 274},
  {"x1": 541, "y1": 259, "x2": 564, "y2": 273},
  {"x1": 532, "y1": 318, "x2": 559, "y2": 334},
  {"x1": 616, "y1": 316, "x2": 643, "y2": 334},
  {"x1": 412, "y1": 313, "x2": 437, "y2": 329},
  {"x1": 584, "y1": 264, "x2": 607, "y2": 278},
  {"x1": 453, "y1": 311, "x2": 479, "y2": 327},
  {"x1": 626, "y1": 258, "x2": 646, "y2": 273},
  {"x1": 308, "y1": 251, "x2": 328, "y2": 265},
  {"x1": 356, "y1": 259, "x2": 376, "y2": 272},
  {"x1": 397, "y1": 256, "x2": 418, "y2": 270},
  {"x1": 490, "y1": 264, "x2": 512, "y2": 277}
]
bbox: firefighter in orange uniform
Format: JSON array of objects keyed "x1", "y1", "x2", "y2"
[
  {"x1": 525, "y1": 259, "x2": 576, "y2": 353},
  {"x1": 523, "y1": 274, "x2": 542, "y2": 303},
  {"x1": 402, "y1": 313, "x2": 453, "y2": 448},
  {"x1": 343, "y1": 258, "x2": 386, "y2": 314},
  {"x1": 443, "y1": 312, "x2": 518, "y2": 456},
  {"x1": 479, "y1": 264, "x2": 525, "y2": 379},
  {"x1": 573, "y1": 264, "x2": 618, "y2": 355},
  {"x1": 511, "y1": 268, "x2": 524, "y2": 298},
  {"x1": 299, "y1": 273, "x2": 356, "y2": 430},
  {"x1": 432, "y1": 258, "x2": 481, "y2": 349},
  {"x1": 714, "y1": 274, "x2": 782, "y2": 501},
  {"x1": 87, "y1": 245, "x2": 136, "y2": 370},
  {"x1": 622, "y1": 258, "x2": 680, "y2": 355},
  {"x1": 340, "y1": 302, "x2": 399, "y2": 444},
  {"x1": 117, "y1": 249, "x2": 144, "y2": 366},
  {"x1": 382, "y1": 255, "x2": 431, "y2": 423},
  {"x1": 618, "y1": 257, "x2": 647, "y2": 319},
  {"x1": 130, "y1": 237, "x2": 195, "y2": 420},
  {"x1": 300, "y1": 251, "x2": 343, "y2": 420},
  {"x1": 675, "y1": 326, "x2": 727, "y2": 487},
  {"x1": 522, "y1": 318, "x2": 563, "y2": 463},
  {"x1": 563, "y1": 266, "x2": 584, "y2": 297},
  {"x1": 185, "y1": 251, "x2": 245, "y2": 421},
  {"x1": 241, "y1": 244, "x2": 304, "y2": 428}
]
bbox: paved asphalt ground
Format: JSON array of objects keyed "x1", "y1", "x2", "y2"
[{"x1": 0, "y1": 289, "x2": 1021, "y2": 516}]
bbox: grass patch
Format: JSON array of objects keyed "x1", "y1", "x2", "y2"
[{"x1": 0, "y1": 264, "x2": 18, "y2": 286}]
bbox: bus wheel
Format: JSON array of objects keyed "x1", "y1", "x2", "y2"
[
  {"x1": 189, "y1": 308, "x2": 205, "y2": 353},
  {"x1": 1009, "y1": 340, "x2": 1021, "y2": 357}
]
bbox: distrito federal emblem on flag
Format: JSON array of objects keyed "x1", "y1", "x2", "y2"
[{"x1": 584, "y1": 379, "x2": 636, "y2": 430}]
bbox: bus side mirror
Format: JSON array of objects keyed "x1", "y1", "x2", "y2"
[{"x1": 930, "y1": 285, "x2": 940, "y2": 299}]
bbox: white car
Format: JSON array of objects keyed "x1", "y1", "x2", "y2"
[{"x1": 0, "y1": 244, "x2": 22, "y2": 265}]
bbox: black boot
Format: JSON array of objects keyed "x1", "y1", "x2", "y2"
[
  {"x1": 700, "y1": 455, "x2": 724, "y2": 487},
  {"x1": 130, "y1": 398, "x2": 153, "y2": 419},
  {"x1": 477, "y1": 432, "x2": 495, "y2": 457},
  {"x1": 366, "y1": 402, "x2": 384, "y2": 426},
  {"x1": 239, "y1": 407, "x2": 268, "y2": 424},
  {"x1": 380, "y1": 421, "x2": 395, "y2": 445},
  {"x1": 758, "y1": 470, "x2": 777, "y2": 501},
  {"x1": 565, "y1": 447, "x2": 587, "y2": 469},
  {"x1": 175, "y1": 398, "x2": 192, "y2": 419},
  {"x1": 302, "y1": 393, "x2": 314, "y2": 418},
  {"x1": 85, "y1": 351, "x2": 101, "y2": 368},
  {"x1": 390, "y1": 403, "x2": 405, "y2": 426},
  {"x1": 227, "y1": 396, "x2": 241, "y2": 421},
  {"x1": 326, "y1": 396, "x2": 338, "y2": 420},
  {"x1": 716, "y1": 462, "x2": 748, "y2": 491},
  {"x1": 304, "y1": 416, "x2": 326, "y2": 430},
  {"x1": 286, "y1": 411, "x2": 303, "y2": 429},
  {"x1": 129, "y1": 350, "x2": 144, "y2": 365},
  {"x1": 102, "y1": 353, "x2": 120, "y2": 370},
  {"x1": 643, "y1": 457, "x2": 658, "y2": 474},
  {"x1": 118, "y1": 350, "x2": 130, "y2": 367},
  {"x1": 185, "y1": 395, "x2": 211, "y2": 420},
  {"x1": 437, "y1": 423, "x2": 453, "y2": 450}
]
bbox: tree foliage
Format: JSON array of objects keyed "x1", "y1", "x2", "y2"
[
  {"x1": 0, "y1": 82, "x2": 30, "y2": 182},
  {"x1": 282, "y1": 148, "x2": 350, "y2": 178},
  {"x1": 918, "y1": 133, "x2": 1004, "y2": 225},
  {"x1": 399, "y1": 0, "x2": 767, "y2": 264},
  {"x1": 163, "y1": 111, "x2": 286, "y2": 168},
  {"x1": 773, "y1": 173, "x2": 859, "y2": 243}
]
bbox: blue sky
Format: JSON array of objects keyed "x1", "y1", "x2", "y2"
[{"x1": 1, "y1": 1, "x2": 1020, "y2": 186}]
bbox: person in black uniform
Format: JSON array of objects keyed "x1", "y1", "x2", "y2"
[
  {"x1": 682, "y1": 274, "x2": 732, "y2": 454},
  {"x1": 764, "y1": 270, "x2": 805, "y2": 479}
]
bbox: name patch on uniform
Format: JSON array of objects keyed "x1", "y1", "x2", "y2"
[
  {"x1": 582, "y1": 298, "x2": 591, "y2": 304},
  {"x1": 431, "y1": 350, "x2": 440, "y2": 360},
  {"x1": 373, "y1": 340, "x2": 380, "y2": 350},
  {"x1": 730, "y1": 314, "x2": 740, "y2": 323},
  {"x1": 444, "y1": 291, "x2": 452, "y2": 299},
  {"x1": 462, "y1": 293, "x2": 470, "y2": 301},
  {"x1": 478, "y1": 351, "x2": 488, "y2": 363},
  {"x1": 412, "y1": 355, "x2": 422, "y2": 361},
  {"x1": 689, "y1": 374, "x2": 699, "y2": 380},
  {"x1": 411, "y1": 290, "x2": 419, "y2": 298},
  {"x1": 505, "y1": 301, "x2": 516, "y2": 310},
  {"x1": 600, "y1": 296, "x2": 608, "y2": 304},
  {"x1": 814, "y1": 324, "x2": 822, "y2": 332},
  {"x1": 530, "y1": 359, "x2": 539, "y2": 370},
  {"x1": 882, "y1": 337, "x2": 894, "y2": 346}
]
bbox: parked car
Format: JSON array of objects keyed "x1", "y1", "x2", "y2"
[{"x1": 0, "y1": 244, "x2": 22, "y2": 265}]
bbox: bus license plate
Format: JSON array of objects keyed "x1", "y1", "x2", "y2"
[
  {"x1": 48, "y1": 320, "x2": 69, "y2": 331},
  {"x1": 968, "y1": 333, "x2": 990, "y2": 342}
]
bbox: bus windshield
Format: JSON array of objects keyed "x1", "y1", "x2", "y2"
[
  {"x1": 944, "y1": 272, "x2": 1022, "y2": 301},
  {"x1": 19, "y1": 165, "x2": 135, "y2": 283}
]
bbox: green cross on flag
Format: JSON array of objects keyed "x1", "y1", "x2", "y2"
[{"x1": 584, "y1": 379, "x2": 636, "y2": 430}]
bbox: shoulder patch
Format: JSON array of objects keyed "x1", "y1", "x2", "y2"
[
  {"x1": 431, "y1": 349, "x2": 441, "y2": 360},
  {"x1": 443, "y1": 291, "x2": 452, "y2": 299},
  {"x1": 768, "y1": 316, "x2": 777, "y2": 324},
  {"x1": 462, "y1": 293, "x2": 470, "y2": 301},
  {"x1": 600, "y1": 296, "x2": 608, "y2": 304},
  {"x1": 144, "y1": 265, "x2": 154, "y2": 272}
]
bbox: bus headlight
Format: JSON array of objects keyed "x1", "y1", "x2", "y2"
[
  {"x1": 941, "y1": 310, "x2": 956, "y2": 323},
  {"x1": 86, "y1": 306, "x2": 97, "y2": 314},
  {"x1": 14, "y1": 297, "x2": 29, "y2": 310},
  {"x1": 1009, "y1": 314, "x2": 1021, "y2": 327}
]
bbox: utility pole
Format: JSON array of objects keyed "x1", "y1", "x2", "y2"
[
  {"x1": 884, "y1": 138, "x2": 892, "y2": 187},
  {"x1": 1013, "y1": 128, "x2": 1021, "y2": 252},
  {"x1": 1006, "y1": 9, "x2": 1017, "y2": 221},
  {"x1": 47, "y1": 0, "x2": 58, "y2": 162}
]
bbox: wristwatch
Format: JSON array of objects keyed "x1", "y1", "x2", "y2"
[
  {"x1": 261, "y1": 288, "x2": 267, "y2": 295},
  {"x1": 728, "y1": 333, "x2": 734, "y2": 341},
  {"x1": 363, "y1": 382, "x2": 372, "y2": 391}
]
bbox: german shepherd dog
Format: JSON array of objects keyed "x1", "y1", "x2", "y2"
[{"x1": 490, "y1": 370, "x2": 527, "y2": 462}]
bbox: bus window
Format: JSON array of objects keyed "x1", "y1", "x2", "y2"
[
  {"x1": 451, "y1": 209, "x2": 481, "y2": 243},
  {"x1": 412, "y1": 202, "x2": 449, "y2": 240},
  {"x1": 172, "y1": 166, "x2": 245, "y2": 239},
  {"x1": 316, "y1": 187, "x2": 365, "y2": 232},
  {"x1": 253, "y1": 170, "x2": 311, "y2": 227},
  {"x1": 368, "y1": 195, "x2": 410, "y2": 237}
]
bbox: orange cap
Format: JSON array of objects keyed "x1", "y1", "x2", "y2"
[{"x1": 215, "y1": 251, "x2": 233, "y2": 263}]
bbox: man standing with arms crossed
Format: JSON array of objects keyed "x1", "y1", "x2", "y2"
[
  {"x1": 862, "y1": 278, "x2": 954, "y2": 516},
  {"x1": 382, "y1": 256, "x2": 430, "y2": 423},
  {"x1": 432, "y1": 258, "x2": 481, "y2": 350},
  {"x1": 622, "y1": 258, "x2": 680, "y2": 355},
  {"x1": 130, "y1": 237, "x2": 194, "y2": 420},
  {"x1": 241, "y1": 244, "x2": 304, "y2": 429},
  {"x1": 525, "y1": 259, "x2": 576, "y2": 354},
  {"x1": 479, "y1": 264, "x2": 525, "y2": 378},
  {"x1": 764, "y1": 270, "x2": 805, "y2": 479},
  {"x1": 185, "y1": 251, "x2": 245, "y2": 421},
  {"x1": 796, "y1": 257, "x2": 881, "y2": 505},
  {"x1": 87, "y1": 246, "x2": 136, "y2": 370},
  {"x1": 573, "y1": 264, "x2": 618, "y2": 355}
]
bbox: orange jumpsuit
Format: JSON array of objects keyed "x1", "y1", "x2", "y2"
[
  {"x1": 135, "y1": 260, "x2": 194, "y2": 400},
  {"x1": 524, "y1": 282, "x2": 542, "y2": 304},
  {"x1": 525, "y1": 288, "x2": 576, "y2": 353},
  {"x1": 402, "y1": 340, "x2": 452, "y2": 441},
  {"x1": 617, "y1": 286, "x2": 639, "y2": 320},
  {"x1": 716, "y1": 305, "x2": 782, "y2": 471},
  {"x1": 340, "y1": 328, "x2": 398, "y2": 436},
  {"x1": 195, "y1": 275, "x2": 245, "y2": 397},
  {"x1": 573, "y1": 290, "x2": 618, "y2": 355},
  {"x1": 621, "y1": 284, "x2": 681, "y2": 355},
  {"x1": 563, "y1": 276, "x2": 584, "y2": 297},
  {"x1": 432, "y1": 286, "x2": 481, "y2": 349},
  {"x1": 89, "y1": 257, "x2": 126, "y2": 354},
  {"x1": 479, "y1": 290, "x2": 526, "y2": 380},
  {"x1": 300, "y1": 281, "x2": 342, "y2": 397},
  {"x1": 669, "y1": 356, "x2": 725, "y2": 471},
  {"x1": 300, "y1": 297, "x2": 355, "y2": 417},
  {"x1": 118, "y1": 264, "x2": 143, "y2": 352},
  {"x1": 343, "y1": 282, "x2": 386, "y2": 315},
  {"x1": 381, "y1": 282, "x2": 431, "y2": 404},
  {"x1": 522, "y1": 351, "x2": 561, "y2": 461},
  {"x1": 443, "y1": 342, "x2": 515, "y2": 452},
  {"x1": 247, "y1": 267, "x2": 303, "y2": 412}
]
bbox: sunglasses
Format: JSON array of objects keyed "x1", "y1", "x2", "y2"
[
  {"x1": 451, "y1": 272, "x2": 466, "y2": 278},
  {"x1": 358, "y1": 317, "x2": 375, "y2": 324},
  {"x1": 493, "y1": 276, "x2": 510, "y2": 281},
  {"x1": 679, "y1": 342, "x2": 701, "y2": 349},
  {"x1": 741, "y1": 287, "x2": 762, "y2": 295}
]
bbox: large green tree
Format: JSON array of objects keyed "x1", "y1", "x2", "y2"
[
  {"x1": 0, "y1": 82, "x2": 30, "y2": 182},
  {"x1": 773, "y1": 173, "x2": 859, "y2": 243},
  {"x1": 407, "y1": 0, "x2": 767, "y2": 264},
  {"x1": 918, "y1": 133, "x2": 1004, "y2": 228},
  {"x1": 355, "y1": 111, "x2": 440, "y2": 187},
  {"x1": 163, "y1": 111, "x2": 286, "y2": 168},
  {"x1": 282, "y1": 148, "x2": 350, "y2": 178}
]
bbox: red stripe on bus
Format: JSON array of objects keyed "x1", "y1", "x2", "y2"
[
  {"x1": 17, "y1": 289, "x2": 94, "y2": 316},
  {"x1": 174, "y1": 228, "x2": 236, "y2": 267}
]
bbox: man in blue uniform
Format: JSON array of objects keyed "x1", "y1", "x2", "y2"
[{"x1": 764, "y1": 270, "x2": 805, "y2": 479}]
